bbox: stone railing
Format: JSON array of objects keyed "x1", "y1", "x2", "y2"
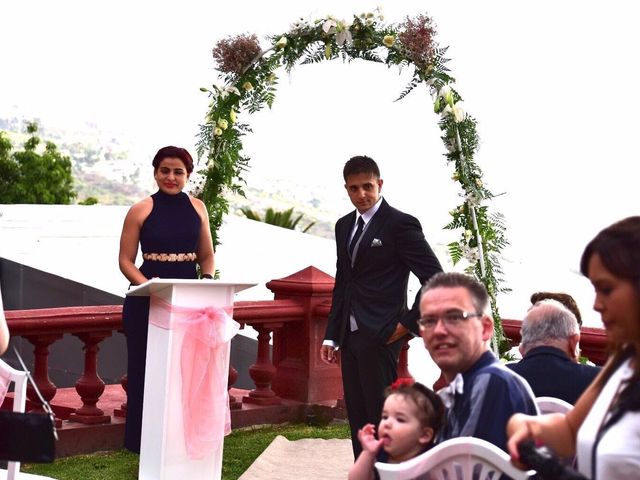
[
  {"x1": 2, "y1": 267, "x2": 610, "y2": 428},
  {"x1": 2, "y1": 266, "x2": 347, "y2": 426},
  {"x1": 5, "y1": 305, "x2": 123, "y2": 425},
  {"x1": 502, "y1": 319, "x2": 608, "y2": 366}
]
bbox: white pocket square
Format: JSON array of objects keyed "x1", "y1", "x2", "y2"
[{"x1": 371, "y1": 238, "x2": 383, "y2": 247}]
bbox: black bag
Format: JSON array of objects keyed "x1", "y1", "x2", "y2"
[
  {"x1": 0, "y1": 410, "x2": 56, "y2": 462},
  {"x1": 0, "y1": 348, "x2": 57, "y2": 463},
  {"x1": 518, "y1": 440, "x2": 588, "y2": 480}
]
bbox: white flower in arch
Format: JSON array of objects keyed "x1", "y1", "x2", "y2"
[
  {"x1": 322, "y1": 18, "x2": 353, "y2": 46},
  {"x1": 452, "y1": 104, "x2": 466, "y2": 123}
]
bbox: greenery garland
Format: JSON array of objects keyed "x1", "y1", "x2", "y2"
[{"x1": 196, "y1": 9, "x2": 509, "y2": 352}]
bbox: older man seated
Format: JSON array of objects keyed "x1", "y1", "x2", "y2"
[
  {"x1": 506, "y1": 299, "x2": 600, "y2": 405},
  {"x1": 419, "y1": 272, "x2": 538, "y2": 453}
]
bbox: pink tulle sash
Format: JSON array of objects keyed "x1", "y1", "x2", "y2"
[{"x1": 150, "y1": 295, "x2": 240, "y2": 459}]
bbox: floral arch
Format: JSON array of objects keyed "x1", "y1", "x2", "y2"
[{"x1": 196, "y1": 9, "x2": 509, "y2": 351}]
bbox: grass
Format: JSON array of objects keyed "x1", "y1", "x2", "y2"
[
  {"x1": 21, "y1": 422, "x2": 350, "y2": 480},
  {"x1": 21, "y1": 450, "x2": 139, "y2": 480}
]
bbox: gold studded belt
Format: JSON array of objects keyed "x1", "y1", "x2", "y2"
[{"x1": 142, "y1": 252, "x2": 197, "y2": 262}]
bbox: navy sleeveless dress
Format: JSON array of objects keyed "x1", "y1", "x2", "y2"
[{"x1": 122, "y1": 190, "x2": 201, "y2": 453}]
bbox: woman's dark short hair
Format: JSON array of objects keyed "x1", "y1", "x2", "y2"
[
  {"x1": 343, "y1": 155, "x2": 380, "y2": 181},
  {"x1": 580, "y1": 216, "x2": 640, "y2": 285},
  {"x1": 152, "y1": 146, "x2": 194, "y2": 174}
]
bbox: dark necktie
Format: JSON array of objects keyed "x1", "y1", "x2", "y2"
[{"x1": 349, "y1": 217, "x2": 365, "y2": 257}]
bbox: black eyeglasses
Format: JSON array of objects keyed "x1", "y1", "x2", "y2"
[{"x1": 418, "y1": 310, "x2": 483, "y2": 330}]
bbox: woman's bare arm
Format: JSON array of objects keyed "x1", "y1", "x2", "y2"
[
  {"x1": 118, "y1": 198, "x2": 153, "y2": 285},
  {"x1": 191, "y1": 197, "x2": 215, "y2": 277}
]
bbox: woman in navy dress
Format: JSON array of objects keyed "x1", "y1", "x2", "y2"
[{"x1": 118, "y1": 146, "x2": 215, "y2": 453}]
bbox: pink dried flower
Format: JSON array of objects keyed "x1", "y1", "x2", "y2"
[
  {"x1": 212, "y1": 34, "x2": 262, "y2": 75},
  {"x1": 398, "y1": 15, "x2": 437, "y2": 69}
]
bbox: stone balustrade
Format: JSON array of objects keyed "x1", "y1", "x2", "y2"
[
  {"x1": 2, "y1": 267, "x2": 610, "y2": 432},
  {"x1": 5, "y1": 305, "x2": 121, "y2": 426}
]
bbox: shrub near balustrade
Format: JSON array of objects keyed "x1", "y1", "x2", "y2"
[{"x1": 197, "y1": 9, "x2": 509, "y2": 351}]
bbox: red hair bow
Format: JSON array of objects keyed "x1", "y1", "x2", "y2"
[{"x1": 390, "y1": 377, "x2": 414, "y2": 390}]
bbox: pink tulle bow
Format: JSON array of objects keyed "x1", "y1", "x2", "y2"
[{"x1": 150, "y1": 295, "x2": 240, "y2": 459}]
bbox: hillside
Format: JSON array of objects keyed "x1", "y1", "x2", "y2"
[
  {"x1": 226, "y1": 179, "x2": 338, "y2": 239},
  {"x1": 1, "y1": 115, "x2": 149, "y2": 205},
  {"x1": 1, "y1": 114, "x2": 337, "y2": 238}
]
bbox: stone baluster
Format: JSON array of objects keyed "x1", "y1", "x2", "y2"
[
  {"x1": 396, "y1": 338, "x2": 414, "y2": 381},
  {"x1": 68, "y1": 331, "x2": 112, "y2": 424},
  {"x1": 114, "y1": 374, "x2": 128, "y2": 418},
  {"x1": 228, "y1": 365, "x2": 241, "y2": 410},
  {"x1": 114, "y1": 324, "x2": 128, "y2": 418},
  {"x1": 433, "y1": 372, "x2": 447, "y2": 391},
  {"x1": 243, "y1": 324, "x2": 283, "y2": 405},
  {"x1": 23, "y1": 333, "x2": 63, "y2": 426}
]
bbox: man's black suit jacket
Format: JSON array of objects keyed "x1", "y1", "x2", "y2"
[
  {"x1": 325, "y1": 199, "x2": 442, "y2": 347},
  {"x1": 506, "y1": 346, "x2": 601, "y2": 405}
]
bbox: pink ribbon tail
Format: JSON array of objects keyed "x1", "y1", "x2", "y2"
[{"x1": 150, "y1": 295, "x2": 240, "y2": 459}]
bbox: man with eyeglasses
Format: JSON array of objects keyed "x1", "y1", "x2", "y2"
[{"x1": 419, "y1": 272, "x2": 537, "y2": 452}]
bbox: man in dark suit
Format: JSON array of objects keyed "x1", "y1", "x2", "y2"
[
  {"x1": 507, "y1": 299, "x2": 600, "y2": 405},
  {"x1": 320, "y1": 155, "x2": 442, "y2": 458}
]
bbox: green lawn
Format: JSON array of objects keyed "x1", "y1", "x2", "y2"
[{"x1": 21, "y1": 422, "x2": 350, "y2": 480}]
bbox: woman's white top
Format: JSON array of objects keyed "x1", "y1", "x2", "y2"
[{"x1": 576, "y1": 358, "x2": 640, "y2": 479}]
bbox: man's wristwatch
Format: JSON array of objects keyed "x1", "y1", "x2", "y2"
[{"x1": 201, "y1": 273, "x2": 214, "y2": 280}]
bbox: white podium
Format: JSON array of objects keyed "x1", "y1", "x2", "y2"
[{"x1": 126, "y1": 278, "x2": 255, "y2": 480}]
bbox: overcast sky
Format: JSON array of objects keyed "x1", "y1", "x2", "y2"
[{"x1": 2, "y1": 0, "x2": 640, "y2": 326}]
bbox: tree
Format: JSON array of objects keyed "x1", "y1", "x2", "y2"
[
  {"x1": 0, "y1": 122, "x2": 76, "y2": 204},
  {"x1": 240, "y1": 207, "x2": 315, "y2": 233},
  {"x1": 78, "y1": 196, "x2": 99, "y2": 205}
]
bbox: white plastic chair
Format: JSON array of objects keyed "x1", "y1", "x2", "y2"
[
  {"x1": 535, "y1": 396, "x2": 573, "y2": 415},
  {"x1": 1, "y1": 358, "x2": 28, "y2": 480},
  {"x1": 535, "y1": 396, "x2": 576, "y2": 468},
  {"x1": 375, "y1": 436, "x2": 534, "y2": 480},
  {"x1": 0, "y1": 359, "x2": 56, "y2": 480}
]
